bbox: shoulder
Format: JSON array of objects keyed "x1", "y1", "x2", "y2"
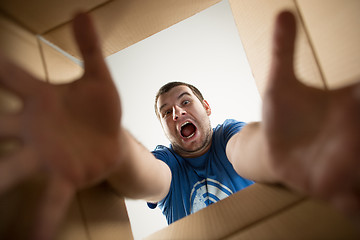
[
  {"x1": 152, "y1": 145, "x2": 172, "y2": 160},
  {"x1": 213, "y1": 119, "x2": 247, "y2": 144},
  {"x1": 152, "y1": 145, "x2": 182, "y2": 169},
  {"x1": 215, "y1": 119, "x2": 247, "y2": 130}
]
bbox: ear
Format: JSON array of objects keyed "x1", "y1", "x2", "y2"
[{"x1": 202, "y1": 100, "x2": 211, "y2": 116}]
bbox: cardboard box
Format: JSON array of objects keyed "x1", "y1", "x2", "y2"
[
  {"x1": 145, "y1": 184, "x2": 358, "y2": 239},
  {"x1": 230, "y1": 0, "x2": 360, "y2": 95},
  {"x1": 0, "y1": 0, "x2": 359, "y2": 239}
]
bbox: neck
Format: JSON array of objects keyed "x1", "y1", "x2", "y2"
[{"x1": 173, "y1": 130, "x2": 213, "y2": 158}]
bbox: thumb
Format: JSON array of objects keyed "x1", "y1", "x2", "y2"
[
  {"x1": 72, "y1": 12, "x2": 110, "y2": 80},
  {"x1": 268, "y1": 11, "x2": 297, "y2": 88}
]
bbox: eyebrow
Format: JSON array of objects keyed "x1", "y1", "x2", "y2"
[{"x1": 159, "y1": 91, "x2": 192, "y2": 113}]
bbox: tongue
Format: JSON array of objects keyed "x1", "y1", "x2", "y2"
[{"x1": 181, "y1": 123, "x2": 196, "y2": 138}]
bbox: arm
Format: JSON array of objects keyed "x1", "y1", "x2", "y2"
[
  {"x1": 108, "y1": 128, "x2": 171, "y2": 202},
  {"x1": 0, "y1": 12, "x2": 170, "y2": 239},
  {"x1": 226, "y1": 122, "x2": 278, "y2": 183},
  {"x1": 228, "y1": 11, "x2": 360, "y2": 226}
]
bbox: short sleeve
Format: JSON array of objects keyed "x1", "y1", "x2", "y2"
[
  {"x1": 215, "y1": 119, "x2": 247, "y2": 145},
  {"x1": 147, "y1": 146, "x2": 176, "y2": 211}
]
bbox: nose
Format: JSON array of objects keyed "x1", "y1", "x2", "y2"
[{"x1": 172, "y1": 106, "x2": 186, "y2": 120}]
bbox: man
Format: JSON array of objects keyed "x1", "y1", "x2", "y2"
[
  {"x1": 147, "y1": 81, "x2": 255, "y2": 224},
  {"x1": 0, "y1": 11, "x2": 359, "y2": 240}
]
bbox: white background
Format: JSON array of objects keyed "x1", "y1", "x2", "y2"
[{"x1": 106, "y1": 1, "x2": 262, "y2": 239}]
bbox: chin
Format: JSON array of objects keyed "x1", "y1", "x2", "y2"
[{"x1": 179, "y1": 139, "x2": 211, "y2": 155}]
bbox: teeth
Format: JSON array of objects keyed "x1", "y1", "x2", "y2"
[
  {"x1": 181, "y1": 121, "x2": 190, "y2": 128},
  {"x1": 180, "y1": 121, "x2": 195, "y2": 139},
  {"x1": 186, "y1": 132, "x2": 195, "y2": 139}
]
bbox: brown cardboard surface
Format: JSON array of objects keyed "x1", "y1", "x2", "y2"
[
  {"x1": 229, "y1": 0, "x2": 325, "y2": 97},
  {"x1": 42, "y1": 0, "x2": 221, "y2": 59},
  {"x1": 226, "y1": 199, "x2": 358, "y2": 240},
  {"x1": 56, "y1": 195, "x2": 89, "y2": 240},
  {"x1": 40, "y1": 40, "x2": 83, "y2": 84},
  {"x1": 0, "y1": 0, "x2": 110, "y2": 34},
  {"x1": 76, "y1": 183, "x2": 133, "y2": 240},
  {"x1": 145, "y1": 184, "x2": 304, "y2": 240},
  {"x1": 146, "y1": 184, "x2": 358, "y2": 240},
  {"x1": 0, "y1": 13, "x2": 45, "y2": 80},
  {"x1": 296, "y1": 0, "x2": 360, "y2": 89}
]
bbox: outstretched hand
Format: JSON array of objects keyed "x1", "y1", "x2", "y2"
[
  {"x1": 0, "y1": 13, "x2": 122, "y2": 239},
  {"x1": 1, "y1": 9, "x2": 359, "y2": 239},
  {"x1": 264, "y1": 11, "x2": 360, "y2": 226}
]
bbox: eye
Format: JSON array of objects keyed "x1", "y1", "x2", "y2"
[
  {"x1": 163, "y1": 109, "x2": 172, "y2": 118},
  {"x1": 183, "y1": 100, "x2": 190, "y2": 105}
]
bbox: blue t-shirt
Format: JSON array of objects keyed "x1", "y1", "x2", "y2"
[{"x1": 149, "y1": 119, "x2": 254, "y2": 224}]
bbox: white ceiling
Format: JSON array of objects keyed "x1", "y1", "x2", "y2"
[{"x1": 106, "y1": 0, "x2": 262, "y2": 239}]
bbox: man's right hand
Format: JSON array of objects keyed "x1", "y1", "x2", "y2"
[{"x1": 0, "y1": 12, "x2": 122, "y2": 240}]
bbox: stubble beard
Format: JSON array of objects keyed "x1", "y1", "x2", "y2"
[{"x1": 172, "y1": 121, "x2": 213, "y2": 158}]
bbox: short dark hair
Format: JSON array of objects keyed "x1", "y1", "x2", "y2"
[{"x1": 155, "y1": 81, "x2": 204, "y2": 119}]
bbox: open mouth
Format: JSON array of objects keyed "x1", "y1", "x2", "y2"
[{"x1": 180, "y1": 122, "x2": 197, "y2": 139}]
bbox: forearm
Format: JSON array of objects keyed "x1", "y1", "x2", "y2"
[
  {"x1": 107, "y1": 127, "x2": 171, "y2": 202},
  {"x1": 227, "y1": 122, "x2": 279, "y2": 183}
]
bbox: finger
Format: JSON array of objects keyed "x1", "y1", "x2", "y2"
[
  {"x1": 268, "y1": 11, "x2": 297, "y2": 86},
  {"x1": 0, "y1": 147, "x2": 38, "y2": 193},
  {"x1": 34, "y1": 177, "x2": 74, "y2": 240},
  {"x1": 72, "y1": 12, "x2": 111, "y2": 80},
  {"x1": 0, "y1": 115, "x2": 20, "y2": 136},
  {"x1": 0, "y1": 54, "x2": 43, "y2": 98}
]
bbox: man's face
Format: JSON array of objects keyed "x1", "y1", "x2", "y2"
[{"x1": 157, "y1": 85, "x2": 213, "y2": 158}]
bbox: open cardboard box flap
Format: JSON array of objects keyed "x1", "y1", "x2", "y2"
[
  {"x1": 41, "y1": 0, "x2": 222, "y2": 58},
  {"x1": 146, "y1": 184, "x2": 358, "y2": 239},
  {"x1": 1, "y1": 0, "x2": 360, "y2": 239},
  {"x1": 0, "y1": 0, "x2": 221, "y2": 83},
  {"x1": 230, "y1": 0, "x2": 360, "y2": 96},
  {"x1": 0, "y1": 0, "x2": 110, "y2": 34}
]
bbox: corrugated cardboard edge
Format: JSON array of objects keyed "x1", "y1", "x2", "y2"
[
  {"x1": 229, "y1": 0, "x2": 325, "y2": 97},
  {"x1": 56, "y1": 182, "x2": 134, "y2": 240},
  {"x1": 76, "y1": 183, "x2": 133, "y2": 240},
  {"x1": 146, "y1": 184, "x2": 359, "y2": 239},
  {"x1": 226, "y1": 199, "x2": 359, "y2": 240},
  {"x1": 40, "y1": 40, "x2": 83, "y2": 84},
  {"x1": 0, "y1": 0, "x2": 110, "y2": 34},
  {"x1": 42, "y1": 0, "x2": 222, "y2": 58},
  {"x1": 0, "y1": 12, "x2": 45, "y2": 80},
  {"x1": 145, "y1": 184, "x2": 304, "y2": 240},
  {"x1": 296, "y1": 0, "x2": 360, "y2": 89},
  {"x1": 56, "y1": 194, "x2": 89, "y2": 240}
]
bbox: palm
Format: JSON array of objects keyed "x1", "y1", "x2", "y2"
[
  {"x1": 0, "y1": 13, "x2": 122, "y2": 239},
  {"x1": 24, "y1": 75, "x2": 121, "y2": 187}
]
